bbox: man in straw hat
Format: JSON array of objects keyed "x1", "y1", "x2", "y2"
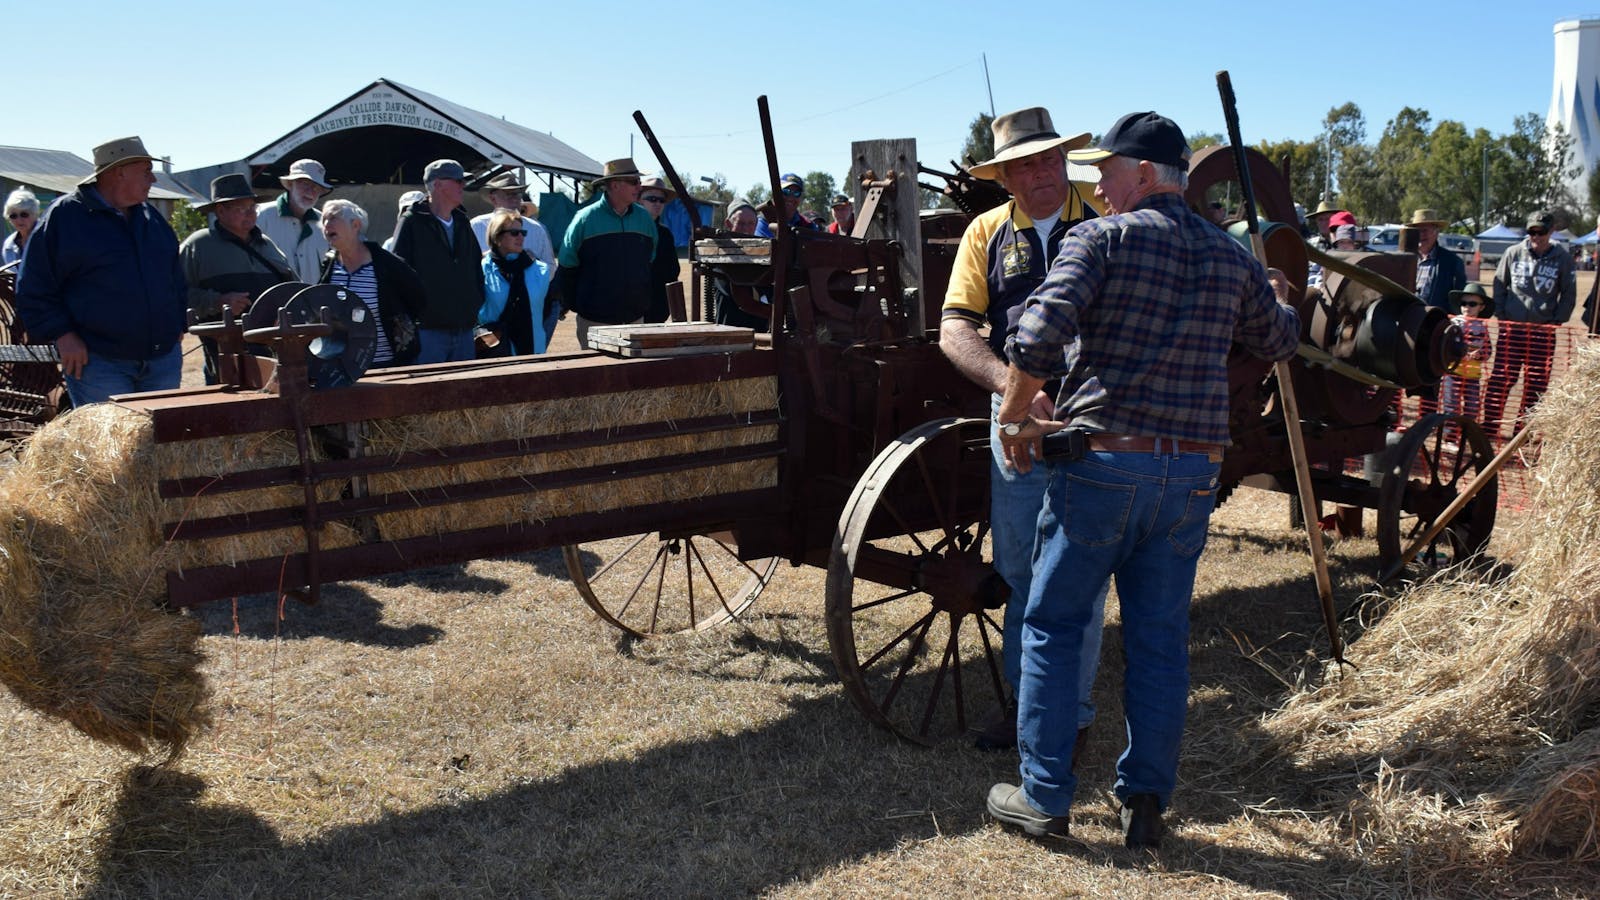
[
  {"x1": 1305, "y1": 195, "x2": 1344, "y2": 248},
  {"x1": 1484, "y1": 209, "x2": 1576, "y2": 437},
  {"x1": 1408, "y1": 208, "x2": 1466, "y2": 312},
  {"x1": 637, "y1": 175, "x2": 681, "y2": 323},
  {"x1": 15, "y1": 136, "x2": 187, "y2": 405},
  {"x1": 180, "y1": 174, "x2": 294, "y2": 383},
  {"x1": 940, "y1": 106, "x2": 1106, "y2": 758},
  {"x1": 985, "y1": 111, "x2": 1300, "y2": 848},
  {"x1": 471, "y1": 171, "x2": 555, "y2": 268},
  {"x1": 256, "y1": 158, "x2": 332, "y2": 283},
  {"x1": 555, "y1": 158, "x2": 657, "y2": 349},
  {"x1": 392, "y1": 158, "x2": 485, "y2": 363}
]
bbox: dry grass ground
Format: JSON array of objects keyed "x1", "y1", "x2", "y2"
[
  {"x1": 4, "y1": 483, "x2": 1595, "y2": 899},
  {"x1": 5, "y1": 320, "x2": 1600, "y2": 898}
]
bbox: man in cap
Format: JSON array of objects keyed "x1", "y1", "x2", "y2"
[
  {"x1": 257, "y1": 158, "x2": 332, "y2": 283},
  {"x1": 939, "y1": 106, "x2": 1106, "y2": 756},
  {"x1": 471, "y1": 171, "x2": 555, "y2": 267},
  {"x1": 391, "y1": 159, "x2": 486, "y2": 363},
  {"x1": 1409, "y1": 208, "x2": 1466, "y2": 312},
  {"x1": 179, "y1": 174, "x2": 294, "y2": 383},
  {"x1": 555, "y1": 158, "x2": 657, "y2": 349},
  {"x1": 826, "y1": 193, "x2": 856, "y2": 235},
  {"x1": 1484, "y1": 210, "x2": 1576, "y2": 437},
  {"x1": 712, "y1": 199, "x2": 769, "y2": 332},
  {"x1": 16, "y1": 136, "x2": 187, "y2": 405},
  {"x1": 755, "y1": 173, "x2": 820, "y2": 237},
  {"x1": 984, "y1": 111, "x2": 1300, "y2": 848}
]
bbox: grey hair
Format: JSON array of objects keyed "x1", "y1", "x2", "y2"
[
  {"x1": 1147, "y1": 161, "x2": 1188, "y2": 191},
  {"x1": 4, "y1": 188, "x2": 39, "y2": 217},
  {"x1": 321, "y1": 198, "x2": 368, "y2": 235}
]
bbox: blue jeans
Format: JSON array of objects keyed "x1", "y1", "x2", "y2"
[
  {"x1": 1017, "y1": 448, "x2": 1219, "y2": 816},
  {"x1": 415, "y1": 328, "x2": 475, "y2": 364},
  {"x1": 989, "y1": 398, "x2": 1105, "y2": 729},
  {"x1": 64, "y1": 345, "x2": 183, "y2": 407}
]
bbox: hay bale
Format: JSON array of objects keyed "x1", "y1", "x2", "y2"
[
  {"x1": 1263, "y1": 342, "x2": 1600, "y2": 860},
  {"x1": 0, "y1": 404, "x2": 353, "y2": 757},
  {"x1": 364, "y1": 378, "x2": 780, "y2": 541}
]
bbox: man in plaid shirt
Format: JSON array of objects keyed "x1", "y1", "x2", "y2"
[{"x1": 983, "y1": 112, "x2": 1300, "y2": 850}]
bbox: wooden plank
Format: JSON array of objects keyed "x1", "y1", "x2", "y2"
[
  {"x1": 593, "y1": 342, "x2": 756, "y2": 358},
  {"x1": 587, "y1": 323, "x2": 756, "y2": 349},
  {"x1": 850, "y1": 138, "x2": 923, "y2": 334}
]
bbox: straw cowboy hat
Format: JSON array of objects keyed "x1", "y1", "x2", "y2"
[
  {"x1": 195, "y1": 173, "x2": 271, "y2": 212},
  {"x1": 968, "y1": 107, "x2": 1091, "y2": 181},
  {"x1": 1408, "y1": 208, "x2": 1448, "y2": 228},
  {"x1": 591, "y1": 158, "x2": 643, "y2": 189},
  {"x1": 1309, "y1": 197, "x2": 1344, "y2": 219},
  {"x1": 81, "y1": 136, "x2": 156, "y2": 185}
]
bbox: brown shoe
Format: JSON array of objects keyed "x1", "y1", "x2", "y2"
[{"x1": 987, "y1": 783, "x2": 1070, "y2": 837}]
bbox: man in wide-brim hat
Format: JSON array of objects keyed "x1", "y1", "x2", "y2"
[
  {"x1": 472, "y1": 170, "x2": 554, "y2": 266},
  {"x1": 939, "y1": 105, "x2": 1107, "y2": 760},
  {"x1": 15, "y1": 135, "x2": 187, "y2": 405},
  {"x1": 1407, "y1": 208, "x2": 1465, "y2": 312},
  {"x1": 556, "y1": 157, "x2": 658, "y2": 348},
  {"x1": 257, "y1": 158, "x2": 333, "y2": 283},
  {"x1": 180, "y1": 173, "x2": 293, "y2": 384},
  {"x1": 1306, "y1": 196, "x2": 1344, "y2": 245}
]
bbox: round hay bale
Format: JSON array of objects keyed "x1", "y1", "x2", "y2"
[{"x1": 0, "y1": 403, "x2": 353, "y2": 756}]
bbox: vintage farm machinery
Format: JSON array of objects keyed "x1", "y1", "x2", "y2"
[
  {"x1": 0, "y1": 264, "x2": 66, "y2": 441},
  {"x1": 9, "y1": 99, "x2": 1496, "y2": 748}
]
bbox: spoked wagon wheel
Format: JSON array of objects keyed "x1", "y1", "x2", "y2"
[
  {"x1": 827, "y1": 417, "x2": 1009, "y2": 744},
  {"x1": 1377, "y1": 412, "x2": 1498, "y2": 575},
  {"x1": 563, "y1": 532, "x2": 778, "y2": 637}
]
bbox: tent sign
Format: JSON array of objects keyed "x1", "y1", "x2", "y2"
[{"x1": 250, "y1": 85, "x2": 507, "y2": 166}]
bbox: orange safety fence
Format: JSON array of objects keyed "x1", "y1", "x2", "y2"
[{"x1": 1383, "y1": 319, "x2": 1599, "y2": 510}]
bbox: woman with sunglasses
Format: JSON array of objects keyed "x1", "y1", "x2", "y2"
[
  {"x1": 637, "y1": 175, "x2": 681, "y2": 323},
  {"x1": 3, "y1": 189, "x2": 40, "y2": 269},
  {"x1": 478, "y1": 208, "x2": 553, "y2": 357}
]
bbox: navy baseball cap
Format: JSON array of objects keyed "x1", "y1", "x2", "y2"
[{"x1": 1068, "y1": 112, "x2": 1190, "y2": 171}]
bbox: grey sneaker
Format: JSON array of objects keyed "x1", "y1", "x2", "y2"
[{"x1": 986, "y1": 783, "x2": 1070, "y2": 837}]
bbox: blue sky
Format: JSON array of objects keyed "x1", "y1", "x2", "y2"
[{"x1": 11, "y1": 2, "x2": 1575, "y2": 198}]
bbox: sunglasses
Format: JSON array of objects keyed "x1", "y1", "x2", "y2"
[
  {"x1": 498, "y1": 229, "x2": 527, "y2": 238},
  {"x1": 1528, "y1": 229, "x2": 1549, "y2": 236},
  {"x1": 640, "y1": 194, "x2": 667, "y2": 204},
  {"x1": 781, "y1": 186, "x2": 803, "y2": 197},
  {"x1": 7, "y1": 211, "x2": 31, "y2": 220}
]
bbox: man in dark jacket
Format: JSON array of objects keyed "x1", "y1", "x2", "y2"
[
  {"x1": 556, "y1": 158, "x2": 656, "y2": 348},
  {"x1": 16, "y1": 136, "x2": 187, "y2": 406},
  {"x1": 179, "y1": 173, "x2": 293, "y2": 383},
  {"x1": 391, "y1": 159, "x2": 484, "y2": 363}
]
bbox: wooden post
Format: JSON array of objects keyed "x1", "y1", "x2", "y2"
[{"x1": 850, "y1": 139, "x2": 923, "y2": 335}]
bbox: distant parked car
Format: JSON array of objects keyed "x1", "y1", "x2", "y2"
[{"x1": 1366, "y1": 226, "x2": 1400, "y2": 250}]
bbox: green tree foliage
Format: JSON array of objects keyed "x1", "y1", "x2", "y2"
[
  {"x1": 1587, "y1": 166, "x2": 1600, "y2": 219},
  {"x1": 1188, "y1": 132, "x2": 1224, "y2": 151},
  {"x1": 683, "y1": 172, "x2": 733, "y2": 204},
  {"x1": 168, "y1": 199, "x2": 207, "y2": 242},
  {"x1": 960, "y1": 112, "x2": 994, "y2": 168},
  {"x1": 745, "y1": 183, "x2": 770, "y2": 208},
  {"x1": 1253, "y1": 137, "x2": 1327, "y2": 212},
  {"x1": 802, "y1": 171, "x2": 837, "y2": 221}
]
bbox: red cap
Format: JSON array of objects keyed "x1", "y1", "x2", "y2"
[{"x1": 1328, "y1": 211, "x2": 1357, "y2": 227}]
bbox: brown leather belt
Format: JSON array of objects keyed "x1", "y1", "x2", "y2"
[{"x1": 1085, "y1": 433, "x2": 1225, "y2": 463}]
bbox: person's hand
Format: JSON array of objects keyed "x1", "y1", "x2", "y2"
[
  {"x1": 221, "y1": 291, "x2": 251, "y2": 316},
  {"x1": 55, "y1": 331, "x2": 88, "y2": 379},
  {"x1": 998, "y1": 416, "x2": 1066, "y2": 474},
  {"x1": 1028, "y1": 388, "x2": 1055, "y2": 421}
]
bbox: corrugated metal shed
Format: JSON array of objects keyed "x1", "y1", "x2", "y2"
[
  {"x1": 0, "y1": 144, "x2": 199, "y2": 202},
  {"x1": 243, "y1": 78, "x2": 603, "y2": 185}
]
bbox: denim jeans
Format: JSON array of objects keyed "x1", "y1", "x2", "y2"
[
  {"x1": 1017, "y1": 448, "x2": 1219, "y2": 816},
  {"x1": 64, "y1": 345, "x2": 183, "y2": 407},
  {"x1": 990, "y1": 397, "x2": 1105, "y2": 728},
  {"x1": 415, "y1": 328, "x2": 476, "y2": 364}
]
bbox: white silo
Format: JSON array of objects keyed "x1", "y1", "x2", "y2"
[{"x1": 1549, "y1": 17, "x2": 1600, "y2": 203}]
